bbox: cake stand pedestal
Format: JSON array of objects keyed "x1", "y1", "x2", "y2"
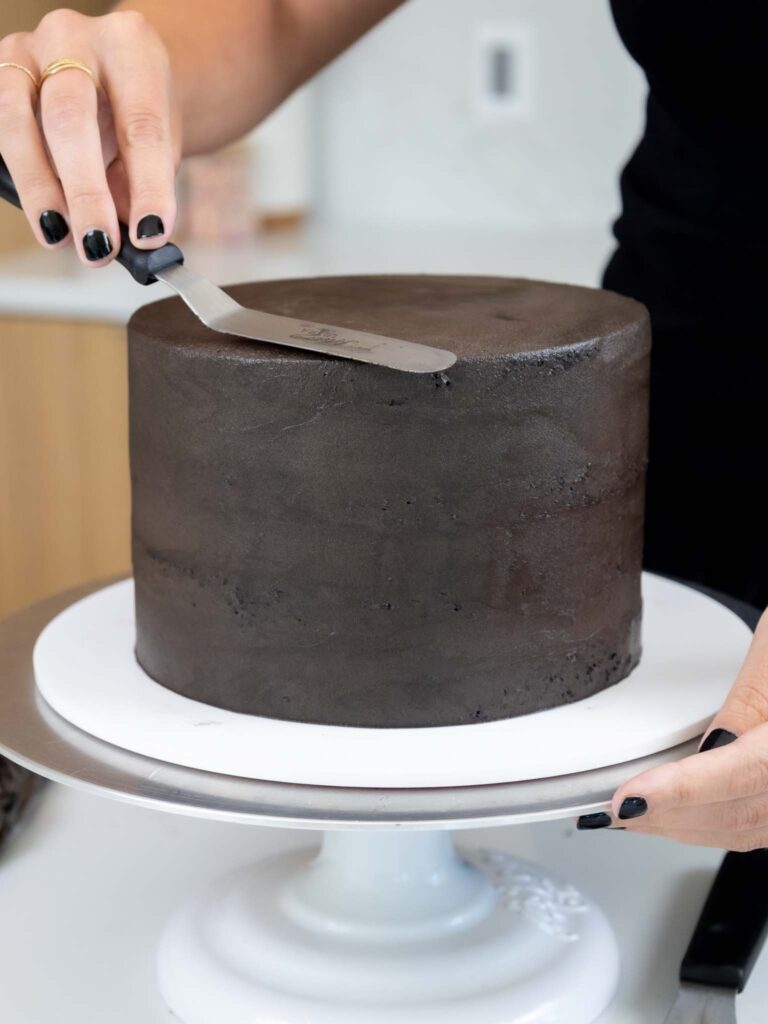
[
  {"x1": 0, "y1": 579, "x2": 752, "y2": 1024},
  {"x1": 158, "y1": 829, "x2": 617, "y2": 1024}
]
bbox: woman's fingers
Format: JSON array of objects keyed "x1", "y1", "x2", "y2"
[
  {"x1": 599, "y1": 615, "x2": 768, "y2": 838},
  {"x1": 0, "y1": 35, "x2": 71, "y2": 248},
  {"x1": 100, "y1": 11, "x2": 177, "y2": 248},
  {"x1": 578, "y1": 628, "x2": 768, "y2": 842},
  {"x1": 105, "y1": 155, "x2": 131, "y2": 223},
  {"x1": 622, "y1": 820, "x2": 768, "y2": 852},
  {"x1": 33, "y1": 9, "x2": 119, "y2": 265},
  {"x1": 617, "y1": 825, "x2": 768, "y2": 853},
  {"x1": 623, "y1": 791, "x2": 768, "y2": 835},
  {"x1": 701, "y1": 607, "x2": 768, "y2": 744},
  {"x1": 37, "y1": 64, "x2": 118, "y2": 264},
  {"x1": 609, "y1": 722, "x2": 768, "y2": 820},
  {"x1": 573, "y1": 721, "x2": 768, "y2": 829},
  {"x1": 1, "y1": 9, "x2": 178, "y2": 262}
]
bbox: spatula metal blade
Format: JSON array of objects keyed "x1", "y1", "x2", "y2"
[
  {"x1": 155, "y1": 263, "x2": 456, "y2": 374},
  {"x1": 663, "y1": 983, "x2": 737, "y2": 1024}
]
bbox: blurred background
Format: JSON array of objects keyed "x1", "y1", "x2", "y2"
[{"x1": 0, "y1": 0, "x2": 646, "y2": 619}]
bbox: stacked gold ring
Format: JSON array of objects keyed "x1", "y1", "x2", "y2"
[
  {"x1": 39, "y1": 58, "x2": 98, "y2": 90},
  {"x1": 0, "y1": 59, "x2": 98, "y2": 93},
  {"x1": 0, "y1": 62, "x2": 39, "y2": 90}
]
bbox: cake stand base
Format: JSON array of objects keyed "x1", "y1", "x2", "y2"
[{"x1": 158, "y1": 829, "x2": 618, "y2": 1024}]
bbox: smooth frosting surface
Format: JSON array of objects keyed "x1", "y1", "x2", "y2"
[
  {"x1": 129, "y1": 275, "x2": 651, "y2": 727},
  {"x1": 129, "y1": 274, "x2": 647, "y2": 358}
]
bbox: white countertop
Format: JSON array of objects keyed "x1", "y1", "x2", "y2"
[
  {"x1": 1, "y1": 781, "x2": 766, "y2": 1023},
  {"x1": 0, "y1": 224, "x2": 616, "y2": 323}
]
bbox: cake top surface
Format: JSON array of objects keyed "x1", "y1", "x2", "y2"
[{"x1": 129, "y1": 274, "x2": 648, "y2": 361}]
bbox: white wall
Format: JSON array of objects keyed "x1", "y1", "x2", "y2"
[{"x1": 314, "y1": 0, "x2": 647, "y2": 230}]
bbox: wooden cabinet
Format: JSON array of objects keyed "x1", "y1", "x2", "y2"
[{"x1": 0, "y1": 316, "x2": 130, "y2": 619}]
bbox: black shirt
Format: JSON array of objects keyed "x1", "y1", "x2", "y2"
[
  {"x1": 604, "y1": 1, "x2": 768, "y2": 608},
  {"x1": 604, "y1": 0, "x2": 768, "y2": 334}
]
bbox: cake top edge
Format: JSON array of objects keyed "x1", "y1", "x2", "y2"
[{"x1": 128, "y1": 273, "x2": 650, "y2": 361}]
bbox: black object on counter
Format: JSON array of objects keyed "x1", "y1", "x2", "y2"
[
  {"x1": 0, "y1": 757, "x2": 41, "y2": 853},
  {"x1": 681, "y1": 847, "x2": 768, "y2": 992}
]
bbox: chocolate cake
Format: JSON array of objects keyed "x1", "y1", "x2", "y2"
[{"x1": 128, "y1": 275, "x2": 650, "y2": 728}]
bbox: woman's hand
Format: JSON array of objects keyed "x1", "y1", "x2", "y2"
[
  {"x1": 578, "y1": 608, "x2": 768, "y2": 850},
  {"x1": 0, "y1": 8, "x2": 179, "y2": 265}
]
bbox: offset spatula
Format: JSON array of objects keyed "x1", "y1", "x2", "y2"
[
  {"x1": 663, "y1": 848, "x2": 768, "y2": 1023},
  {"x1": 0, "y1": 156, "x2": 455, "y2": 373}
]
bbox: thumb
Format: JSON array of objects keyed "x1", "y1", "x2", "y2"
[{"x1": 700, "y1": 606, "x2": 768, "y2": 750}]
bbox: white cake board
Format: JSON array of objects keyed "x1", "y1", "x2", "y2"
[
  {"x1": 33, "y1": 573, "x2": 751, "y2": 788},
  {"x1": 0, "y1": 577, "x2": 750, "y2": 1024}
]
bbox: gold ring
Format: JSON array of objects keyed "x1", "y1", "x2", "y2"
[
  {"x1": 0, "y1": 62, "x2": 39, "y2": 90},
  {"x1": 39, "y1": 59, "x2": 98, "y2": 90}
]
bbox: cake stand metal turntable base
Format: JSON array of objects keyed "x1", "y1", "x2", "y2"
[{"x1": 0, "y1": 579, "x2": 752, "y2": 1024}]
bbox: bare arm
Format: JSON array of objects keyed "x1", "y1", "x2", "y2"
[{"x1": 113, "y1": 0, "x2": 406, "y2": 154}]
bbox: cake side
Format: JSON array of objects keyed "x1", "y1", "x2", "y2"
[{"x1": 129, "y1": 275, "x2": 650, "y2": 727}]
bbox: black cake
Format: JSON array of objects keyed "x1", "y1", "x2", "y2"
[{"x1": 128, "y1": 275, "x2": 650, "y2": 727}]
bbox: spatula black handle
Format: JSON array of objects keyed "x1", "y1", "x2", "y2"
[
  {"x1": 0, "y1": 154, "x2": 22, "y2": 210},
  {"x1": 0, "y1": 153, "x2": 184, "y2": 285},
  {"x1": 115, "y1": 222, "x2": 184, "y2": 285},
  {"x1": 681, "y1": 848, "x2": 768, "y2": 991}
]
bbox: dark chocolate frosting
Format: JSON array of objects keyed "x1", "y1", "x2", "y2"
[{"x1": 129, "y1": 275, "x2": 650, "y2": 727}]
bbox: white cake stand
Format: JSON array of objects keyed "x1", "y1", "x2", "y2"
[{"x1": 0, "y1": 576, "x2": 753, "y2": 1024}]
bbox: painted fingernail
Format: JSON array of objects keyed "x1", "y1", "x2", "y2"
[
  {"x1": 137, "y1": 214, "x2": 165, "y2": 239},
  {"x1": 39, "y1": 210, "x2": 69, "y2": 245},
  {"x1": 82, "y1": 229, "x2": 113, "y2": 262},
  {"x1": 577, "y1": 812, "x2": 612, "y2": 830},
  {"x1": 618, "y1": 796, "x2": 648, "y2": 820},
  {"x1": 699, "y1": 728, "x2": 738, "y2": 753}
]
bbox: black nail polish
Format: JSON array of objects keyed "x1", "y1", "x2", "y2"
[
  {"x1": 82, "y1": 229, "x2": 113, "y2": 262},
  {"x1": 137, "y1": 214, "x2": 164, "y2": 239},
  {"x1": 618, "y1": 796, "x2": 648, "y2": 820},
  {"x1": 577, "y1": 812, "x2": 612, "y2": 830},
  {"x1": 39, "y1": 210, "x2": 69, "y2": 245},
  {"x1": 699, "y1": 728, "x2": 738, "y2": 752}
]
